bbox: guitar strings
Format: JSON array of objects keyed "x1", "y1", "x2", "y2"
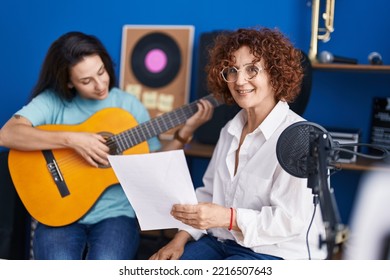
[
  {"x1": 113, "y1": 104, "x2": 199, "y2": 153},
  {"x1": 52, "y1": 110, "x2": 191, "y2": 172},
  {"x1": 50, "y1": 95, "x2": 217, "y2": 173},
  {"x1": 108, "y1": 94, "x2": 216, "y2": 153}
]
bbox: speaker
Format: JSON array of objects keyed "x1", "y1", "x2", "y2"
[
  {"x1": 369, "y1": 97, "x2": 390, "y2": 155},
  {"x1": 194, "y1": 31, "x2": 241, "y2": 145},
  {"x1": 120, "y1": 25, "x2": 194, "y2": 131}
]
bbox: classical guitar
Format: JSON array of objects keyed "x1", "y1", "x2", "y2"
[{"x1": 8, "y1": 94, "x2": 220, "y2": 227}]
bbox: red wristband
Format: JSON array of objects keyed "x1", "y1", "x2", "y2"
[{"x1": 229, "y1": 207, "x2": 234, "y2": 231}]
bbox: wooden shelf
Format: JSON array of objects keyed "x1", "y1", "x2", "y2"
[
  {"x1": 160, "y1": 139, "x2": 214, "y2": 158},
  {"x1": 182, "y1": 64, "x2": 390, "y2": 169},
  {"x1": 312, "y1": 63, "x2": 390, "y2": 73},
  {"x1": 184, "y1": 141, "x2": 214, "y2": 158},
  {"x1": 184, "y1": 141, "x2": 390, "y2": 172},
  {"x1": 331, "y1": 158, "x2": 390, "y2": 172}
]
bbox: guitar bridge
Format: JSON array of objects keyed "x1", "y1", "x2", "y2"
[
  {"x1": 42, "y1": 150, "x2": 70, "y2": 197},
  {"x1": 47, "y1": 160, "x2": 64, "y2": 183}
]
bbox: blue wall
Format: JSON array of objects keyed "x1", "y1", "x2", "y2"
[{"x1": 1, "y1": 0, "x2": 390, "y2": 224}]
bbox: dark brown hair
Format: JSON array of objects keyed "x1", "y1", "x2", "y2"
[
  {"x1": 206, "y1": 27, "x2": 303, "y2": 105},
  {"x1": 31, "y1": 31, "x2": 116, "y2": 101}
]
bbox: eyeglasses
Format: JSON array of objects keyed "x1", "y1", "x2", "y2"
[{"x1": 220, "y1": 64, "x2": 263, "y2": 83}]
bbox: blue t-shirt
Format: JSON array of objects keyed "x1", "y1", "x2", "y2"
[{"x1": 16, "y1": 87, "x2": 161, "y2": 224}]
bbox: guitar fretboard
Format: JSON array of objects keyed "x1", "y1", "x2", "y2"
[{"x1": 110, "y1": 94, "x2": 220, "y2": 154}]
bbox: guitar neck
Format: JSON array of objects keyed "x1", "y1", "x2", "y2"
[{"x1": 111, "y1": 94, "x2": 220, "y2": 153}]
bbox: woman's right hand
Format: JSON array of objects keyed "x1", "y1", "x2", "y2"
[
  {"x1": 0, "y1": 115, "x2": 109, "y2": 167},
  {"x1": 149, "y1": 231, "x2": 191, "y2": 260},
  {"x1": 66, "y1": 132, "x2": 110, "y2": 167}
]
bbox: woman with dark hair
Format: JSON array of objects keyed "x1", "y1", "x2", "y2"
[
  {"x1": 0, "y1": 31, "x2": 214, "y2": 259},
  {"x1": 150, "y1": 27, "x2": 326, "y2": 260}
]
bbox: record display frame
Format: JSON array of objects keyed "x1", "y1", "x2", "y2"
[{"x1": 120, "y1": 25, "x2": 194, "y2": 133}]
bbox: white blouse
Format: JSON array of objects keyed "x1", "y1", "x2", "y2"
[{"x1": 186, "y1": 101, "x2": 327, "y2": 260}]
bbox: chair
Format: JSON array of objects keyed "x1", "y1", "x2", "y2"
[
  {"x1": 288, "y1": 50, "x2": 313, "y2": 116},
  {"x1": 0, "y1": 149, "x2": 30, "y2": 259}
]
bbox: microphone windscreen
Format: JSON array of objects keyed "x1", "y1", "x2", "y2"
[{"x1": 276, "y1": 121, "x2": 329, "y2": 178}]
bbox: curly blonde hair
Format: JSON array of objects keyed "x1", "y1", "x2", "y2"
[{"x1": 206, "y1": 27, "x2": 303, "y2": 105}]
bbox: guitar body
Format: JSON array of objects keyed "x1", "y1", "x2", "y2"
[{"x1": 8, "y1": 108, "x2": 149, "y2": 227}]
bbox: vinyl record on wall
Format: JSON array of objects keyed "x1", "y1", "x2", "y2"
[
  {"x1": 130, "y1": 32, "x2": 181, "y2": 88},
  {"x1": 120, "y1": 25, "x2": 194, "y2": 129}
]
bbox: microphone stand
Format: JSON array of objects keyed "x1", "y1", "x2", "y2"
[{"x1": 307, "y1": 131, "x2": 345, "y2": 259}]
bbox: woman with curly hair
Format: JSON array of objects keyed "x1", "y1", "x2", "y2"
[{"x1": 150, "y1": 27, "x2": 326, "y2": 260}]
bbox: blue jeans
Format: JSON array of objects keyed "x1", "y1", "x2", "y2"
[
  {"x1": 180, "y1": 235, "x2": 283, "y2": 260},
  {"x1": 33, "y1": 216, "x2": 139, "y2": 260}
]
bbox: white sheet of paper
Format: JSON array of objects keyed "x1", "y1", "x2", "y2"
[{"x1": 108, "y1": 150, "x2": 200, "y2": 231}]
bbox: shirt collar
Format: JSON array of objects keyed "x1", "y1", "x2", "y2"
[
  {"x1": 228, "y1": 101, "x2": 290, "y2": 140},
  {"x1": 260, "y1": 100, "x2": 289, "y2": 140}
]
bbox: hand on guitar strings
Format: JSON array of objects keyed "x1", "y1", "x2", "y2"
[
  {"x1": 67, "y1": 132, "x2": 110, "y2": 167},
  {"x1": 185, "y1": 99, "x2": 214, "y2": 130},
  {"x1": 177, "y1": 99, "x2": 215, "y2": 140}
]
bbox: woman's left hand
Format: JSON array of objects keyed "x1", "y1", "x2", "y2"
[
  {"x1": 171, "y1": 202, "x2": 231, "y2": 230},
  {"x1": 179, "y1": 99, "x2": 214, "y2": 136}
]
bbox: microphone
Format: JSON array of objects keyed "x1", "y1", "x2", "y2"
[
  {"x1": 276, "y1": 121, "x2": 336, "y2": 178},
  {"x1": 276, "y1": 121, "x2": 389, "y2": 178},
  {"x1": 318, "y1": 51, "x2": 358, "y2": 64},
  {"x1": 276, "y1": 121, "x2": 389, "y2": 259},
  {"x1": 368, "y1": 52, "x2": 383, "y2": 65},
  {"x1": 276, "y1": 121, "x2": 343, "y2": 259}
]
